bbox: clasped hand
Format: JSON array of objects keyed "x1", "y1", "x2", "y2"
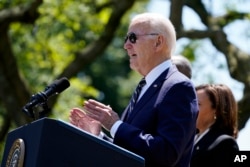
[{"x1": 69, "y1": 99, "x2": 120, "y2": 135}]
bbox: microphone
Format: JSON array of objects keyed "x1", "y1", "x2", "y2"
[{"x1": 22, "y1": 77, "x2": 70, "y2": 117}]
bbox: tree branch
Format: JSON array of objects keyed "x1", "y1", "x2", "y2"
[
  {"x1": 169, "y1": 0, "x2": 184, "y2": 31},
  {"x1": 59, "y1": 0, "x2": 136, "y2": 79},
  {"x1": 177, "y1": 0, "x2": 250, "y2": 129},
  {"x1": 210, "y1": 11, "x2": 249, "y2": 28},
  {"x1": 185, "y1": 0, "x2": 210, "y2": 25},
  {"x1": 0, "y1": 0, "x2": 44, "y2": 128},
  {"x1": 0, "y1": 0, "x2": 42, "y2": 25}
]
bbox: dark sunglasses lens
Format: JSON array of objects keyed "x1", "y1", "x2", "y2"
[
  {"x1": 129, "y1": 33, "x2": 136, "y2": 43},
  {"x1": 125, "y1": 33, "x2": 137, "y2": 44}
]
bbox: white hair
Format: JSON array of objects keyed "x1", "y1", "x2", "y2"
[{"x1": 131, "y1": 13, "x2": 176, "y2": 55}]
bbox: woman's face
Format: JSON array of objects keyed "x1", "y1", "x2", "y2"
[{"x1": 196, "y1": 89, "x2": 216, "y2": 133}]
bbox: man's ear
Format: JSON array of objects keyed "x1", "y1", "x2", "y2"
[
  {"x1": 155, "y1": 41, "x2": 160, "y2": 47},
  {"x1": 155, "y1": 35, "x2": 163, "y2": 48}
]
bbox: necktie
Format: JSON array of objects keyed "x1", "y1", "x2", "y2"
[{"x1": 126, "y1": 78, "x2": 146, "y2": 119}]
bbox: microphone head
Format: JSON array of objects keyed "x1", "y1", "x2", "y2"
[
  {"x1": 53, "y1": 77, "x2": 70, "y2": 93},
  {"x1": 22, "y1": 77, "x2": 70, "y2": 118}
]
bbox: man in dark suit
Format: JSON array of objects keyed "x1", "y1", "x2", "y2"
[{"x1": 70, "y1": 13, "x2": 198, "y2": 167}]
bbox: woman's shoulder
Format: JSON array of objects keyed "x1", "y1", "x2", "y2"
[{"x1": 208, "y1": 134, "x2": 239, "y2": 151}]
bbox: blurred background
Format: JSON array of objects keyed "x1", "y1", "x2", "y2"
[{"x1": 0, "y1": 0, "x2": 249, "y2": 160}]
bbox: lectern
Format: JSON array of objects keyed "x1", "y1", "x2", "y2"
[{"x1": 1, "y1": 118, "x2": 144, "y2": 167}]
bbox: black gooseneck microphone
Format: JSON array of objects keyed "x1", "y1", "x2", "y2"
[{"x1": 22, "y1": 77, "x2": 70, "y2": 118}]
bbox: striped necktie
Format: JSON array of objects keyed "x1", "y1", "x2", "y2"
[{"x1": 126, "y1": 78, "x2": 146, "y2": 119}]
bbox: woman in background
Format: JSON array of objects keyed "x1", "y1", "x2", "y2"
[{"x1": 191, "y1": 84, "x2": 239, "y2": 167}]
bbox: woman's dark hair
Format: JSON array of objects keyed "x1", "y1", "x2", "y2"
[{"x1": 195, "y1": 84, "x2": 238, "y2": 138}]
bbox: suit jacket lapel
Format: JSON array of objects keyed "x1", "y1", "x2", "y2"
[
  {"x1": 121, "y1": 105, "x2": 129, "y2": 121},
  {"x1": 193, "y1": 128, "x2": 221, "y2": 153},
  {"x1": 126, "y1": 66, "x2": 176, "y2": 122}
]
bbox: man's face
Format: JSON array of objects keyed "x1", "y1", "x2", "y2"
[{"x1": 124, "y1": 22, "x2": 158, "y2": 76}]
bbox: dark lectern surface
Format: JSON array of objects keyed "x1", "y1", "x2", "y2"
[{"x1": 1, "y1": 118, "x2": 144, "y2": 167}]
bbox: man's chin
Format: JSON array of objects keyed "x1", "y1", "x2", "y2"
[{"x1": 130, "y1": 64, "x2": 136, "y2": 70}]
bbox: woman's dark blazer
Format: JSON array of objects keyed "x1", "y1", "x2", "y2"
[{"x1": 190, "y1": 128, "x2": 239, "y2": 167}]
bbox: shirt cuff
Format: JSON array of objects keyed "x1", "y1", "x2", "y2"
[
  {"x1": 110, "y1": 120, "x2": 123, "y2": 138},
  {"x1": 98, "y1": 131, "x2": 105, "y2": 139}
]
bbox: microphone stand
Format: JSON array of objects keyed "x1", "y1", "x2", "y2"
[
  {"x1": 22, "y1": 91, "x2": 51, "y2": 120},
  {"x1": 38, "y1": 102, "x2": 51, "y2": 119},
  {"x1": 22, "y1": 101, "x2": 51, "y2": 121}
]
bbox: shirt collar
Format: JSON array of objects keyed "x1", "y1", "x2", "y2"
[
  {"x1": 194, "y1": 128, "x2": 210, "y2": 144},
  {"x1": 145, "y1": 59, "x2": 172, "y2": 87}
]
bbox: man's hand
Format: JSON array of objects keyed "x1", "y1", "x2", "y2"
[
  {"x1": 83, "y1": 99, "x2": 120, "y2": 131},
  {"x1": 69, "y1": 108, "x2": 101, "y2": 136}
]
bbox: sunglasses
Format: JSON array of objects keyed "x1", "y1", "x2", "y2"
[{"x1": 124, "y1": 32, "x2": 159, "y2": 44}]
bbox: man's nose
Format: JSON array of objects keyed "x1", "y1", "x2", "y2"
[{"x1": 124, "y1": 41, "x2": 132, "y2": 50}]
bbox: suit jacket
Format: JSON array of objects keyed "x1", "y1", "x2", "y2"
[
  {"x1": 114, "y1": 65, "x2": 199, "y2": 167},
  {"x1": 190, "y1": 128, "x2": 239, "y2": 167}
]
